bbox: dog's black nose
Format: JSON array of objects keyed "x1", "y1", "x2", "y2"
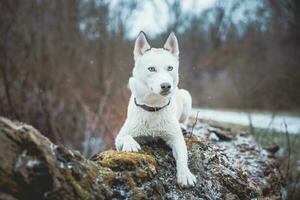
[{"x1": 160, "y1": 82, "x2": 171, "y2": 91}]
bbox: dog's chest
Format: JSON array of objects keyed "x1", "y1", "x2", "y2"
[{"x1": 131, "y1": 109, "x2": 174, "y2": 137}]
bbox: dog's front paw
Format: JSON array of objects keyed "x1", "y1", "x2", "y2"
[
  {"x1": 116, "y1": 135, "x2": 141, "y2": 152},
  {"x1": 177, "y1": 168, "x2": 197, "y2": 187}
]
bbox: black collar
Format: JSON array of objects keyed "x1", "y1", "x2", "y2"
[{"x1": 134, "y1": 98, "x2": 170, "y2": 112}]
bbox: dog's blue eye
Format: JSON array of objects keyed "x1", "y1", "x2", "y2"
[
  {"x1": 148, "y1": 66, "x2": 156, "y2": 72},
  {"x1": 167, "y1": 66, "x2": 173, "y2": 71}
]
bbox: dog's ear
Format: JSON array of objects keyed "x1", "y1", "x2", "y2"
[
  {"x1": 163, "y1": 32, "x2": 179, "y2": 57},
  {"x1": 134, "y1": 31, "x2": 151, "y2": 60}
]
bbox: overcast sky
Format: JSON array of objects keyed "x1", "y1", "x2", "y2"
[
  {"x1": 126, "y1": 0, "x2": 217, "y2": 38},
  {"x1": 100, "y1": 0, "x2": 263, "y2": 40}
]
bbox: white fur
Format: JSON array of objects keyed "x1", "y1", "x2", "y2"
[{"x1": 115, "y1": 32, "x2": 196, "y2": 187}]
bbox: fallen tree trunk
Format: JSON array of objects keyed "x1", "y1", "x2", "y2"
[{"x1": 0, "y1": 117, "x2": 284, "y2": 200}]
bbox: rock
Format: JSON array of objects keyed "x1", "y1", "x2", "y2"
[
  {"x1": 208, "y1": 133, "x2": 220, "y2": 141},
  {"x1": 0, "y1": 117, "x2": 285, "y2": 199},
  {"x1": 208, "y1": 127, "x2": 233, "y2": 141},
  {"x1": 262, "y1": 145, "x2": 280, "y2": 154},
  {"x1": 0, "y1": 117, "x2": 113, "y2": 200}
]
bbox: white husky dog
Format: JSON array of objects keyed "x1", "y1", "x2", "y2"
[{"x1": 115, "y1": 32, "x2": 196, "y2": 187}]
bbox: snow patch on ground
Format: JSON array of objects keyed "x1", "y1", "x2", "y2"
[{"x1": 192, "y1": 108, "x2": 300, "y2": 134}]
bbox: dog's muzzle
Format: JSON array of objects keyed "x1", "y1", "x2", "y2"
[
  {"x1": 160, "y1": 91, "x2": 171, "y2": 96},
  {"x1": 160, "y1": 82, "x2": 171, "y2": 96}
]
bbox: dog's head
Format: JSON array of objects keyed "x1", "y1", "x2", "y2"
[{"x1": 130, "y1": 32, "x2": 179, "y2": 100}]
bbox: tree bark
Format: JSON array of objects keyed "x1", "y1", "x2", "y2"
[{"x1": 0, "y1": 117, "x2": 285, "y2": 200}]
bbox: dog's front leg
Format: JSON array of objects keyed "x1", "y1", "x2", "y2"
[
  {"x1": 115, "y1": 120, "x2": 141, "y2": 152},
  {"x1": 166, "y1": 129, "x2": 196, "y2": 187}
]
